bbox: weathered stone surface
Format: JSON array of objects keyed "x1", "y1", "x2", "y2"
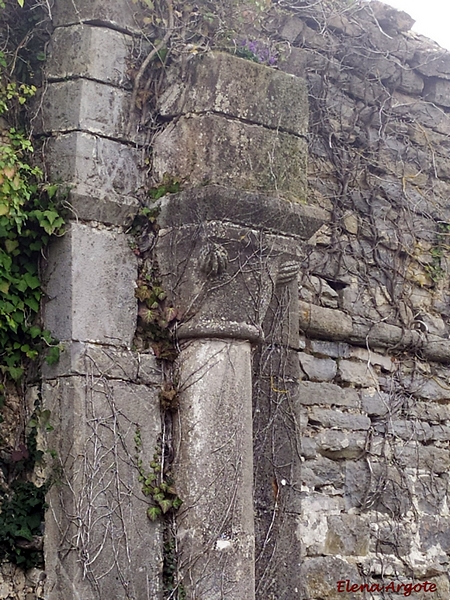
[
  {"x1": 156, "y1": 184, "x2": 329, "y2": 240},
  {"x1": 299, "y1": 381, "x2": 359, "y2": 407},
  {"x1": 44, "y1": 376, "x2": 162, "y2": 600},
  {"x1": 299, "y1": 352, "x2": 337, "y2": 382},
  {"x1": 345, "y1": 460, "x2": 413, "y2": 514},
  {"x1": 43, "y1": 132, "x2": 140, "y2": 225},
  {"x1": 52, "y1": 0, "x2": 146, "y2": 32},
  {"x1": 308, "y1": 407, "x2": 371, "y2": 430},
  {"x1": 153, "y1": 114, "x2": 308, "y2": 200},
  {"x1": 415, "y1": 474, "x2": 448, "y2": 514},
  {"x1": 425, "y1": 78, "x2": 450, "y2": 107},
  {"x1": 159, "y1": 51, "x2": 308, "y2": 136},
  {"x1": 42, "y1": 342, "x2": 161, "y2": 384},
  {"x1": 412, "y1": 48, "x2": 450, "y2": 80},
  {"x1": 325, "y1": 515, "x2": 370, "y2": 556},
  {"x1": 299, "y1": 301, "x2": 353, "y2": 340},
  {"x1": 37, "y1": 80, "x2": 141, "y2": 143},
  {"x1": 174, "y1": 339, "x2": 255, "y2": 600},
  {"x1": 394, "y1": 444, "x2": 450, "y2": 473},
  {"x1": 47, "y1": 25, "x2": 134, "y2": 88},
  {"x1": 338, "y1": 359, "x2": 379, "y2": 387},
  {"x1": 360, "y1": 389, "x2": 391, "y2": 417},
  {"x1": 299, "y1": 494, "x2": 343, "y2": 555},
  {"x1": 317, "y1": 429, "x2": 366, "y2": 459},
  {"x1": 300, "y1": 556, "x2": 360, "y2": 600},
  {"x1": 301, "y1": 456, "x2": 344, "y2": 490},
  {"x1": 43, "y1": 222, "x2": 137, "y2": 347}
]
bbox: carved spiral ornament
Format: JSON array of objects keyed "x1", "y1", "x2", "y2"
[{"x1": 198, "y1": 242, "x2": 229, "y2": 278}]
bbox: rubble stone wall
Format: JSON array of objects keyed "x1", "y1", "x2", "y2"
[{"x1": 270, "y1": 1, "x2": 450, "y2": 597}]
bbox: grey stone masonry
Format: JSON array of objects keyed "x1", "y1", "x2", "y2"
[{"x1": 40, "y1": 2, "x2": 162, "y2": 599}]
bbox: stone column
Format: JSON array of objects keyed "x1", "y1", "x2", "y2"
[
  {"x1": 38, "y1": 2, "x2": 163, "y2": 598},
  {"x1": 155, "y1": 188, "x2": 327, "y2": 599},
  {"x1": 174, "y1": 338, "x2": 255, "y2": 600}
]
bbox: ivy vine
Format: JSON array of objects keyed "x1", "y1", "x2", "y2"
[{"x1": 0, "y1": 0, "x2": 64, "y2": 570}]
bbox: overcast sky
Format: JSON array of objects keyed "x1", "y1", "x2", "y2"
[{"x1": 380, "y1": 0, "x2": 450, "y2": 50}]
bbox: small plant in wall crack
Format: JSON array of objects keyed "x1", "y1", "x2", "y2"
[{"x1": 134, "y1": 429, "x2": 182, "y2": 522}]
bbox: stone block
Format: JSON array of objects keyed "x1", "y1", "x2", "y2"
[
  {"x1": 361, "y1": 389, "x2": 391, "y2": 417},
  {"x1": 52, "y1": 0, "x2": 146, "y2": 32},
  {"x1": 300, "y1": 436, "x2": 317, "y2": 459},
  {"x1": 347, "y1": 347, "x2": 394, "y2": 371},
  {"x1": 299, "y1": 353, "x2": 337, "y2": 382},
  {"x1": 425, "y1": 78, "x2": 450, "y2": 107},
  {"x1": 43, "y1": 222, "x2": 137, "y2": 347},
  {"x1": 394, "y1": 444, "x2": 450, "y2": 474},
  {"x1": 42, "y1": 342, "x2": 161, "y2": 384},
  {"x1": 43, "y1": 376, "x2": 162, "y2": 600},
  {"x1": 299, "y1": 494, "x2": 343, "y2": 555},
  {"x1": 391, "y1": 93, "x2": 450, "y2": 136},
  {"x1": 308, "y1": 407, "x2": 371, "y2": 430},
  {"x1": 298, "y1": 301, "x2": 353, "y2": 341},
  {"x1": 388, "y1": 419, "x2": 432, "y2": 442},
  {"x1": 308, "y1": 339, "x2": 350, "y2": 358},
  {"x1": 345, "y1": 460, "x2": 413, "y2": 514},
  {"x1": 278, "y1": 15, "x2": 305, "y2": 43},
  {"x1": 47, "y1": 25, "x2": 134, "y2": 88},
  {"x1": 301, "y1": 456, "x2": 344, "y2": 490},
  {"x1": 420, "y1": 517, "x2": 450, "y2": 554},
  {"x1": 397, "y1": 69, "x2": 424, "y2": 94},
  {"x1": 159, "y1": 51, "x2": 308, "y2": 136},
  {"x1": 300, "y1": 556, "x2": 360, "y2": 600},
  {"x1": 407, "y1": 401, "x2": 450, "y2": 422},
  {"x1": 299, "y1": 381, "x2": 359, "y2": 408},
  {"x1": 317, "y1": 429, "x2": 366, "y2": 459},
  {"x1": 415, "y1": 474, "x2": 448, "y2": 514},
  {"x1": 412, "y1": 49, "x2": 450, "y2": 80},
  {"x1": 37, "y1": 80, "x2": 142, "y2": 143},
  {"x1": 155, "y1": 184, "x2": 328, "y2": 240},
  {"x1": 371, "y1": 521, "x2": 412, "y2": 556},
  {"x1": 325, "y1": 515, "x2": 370, "y2": 556},
  {"x1": 152, "y1": 114, "x2": 307, "y2": 201},
  {"x1": 42, "y1": 132, "x2": 140, "y2": 225},
  {"x1": 338, "y1": 359, "x2": 379, "y2": 387}
]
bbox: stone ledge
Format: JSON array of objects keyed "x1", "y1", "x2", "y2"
[
  {"x1": 156, "y1": 185, "x2": 329, "y2": 240},
  {"x1": 299, "y1": 301, "x2": 450, "y2": 364}
]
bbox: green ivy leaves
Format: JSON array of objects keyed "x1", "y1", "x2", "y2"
[{"x1": 0, "y1": 127, "x2": 64, "y2": 380}]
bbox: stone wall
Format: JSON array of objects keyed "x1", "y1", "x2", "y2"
[
  {"x1": 269, "y1": 1, "x2": 450, "y2": 598},
  {"x1": 2, "y1": 0, "x2": 450, "y2": 599}
]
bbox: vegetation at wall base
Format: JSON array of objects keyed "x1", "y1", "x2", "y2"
[{"x1": 0, "y1": 0, "x2": 64, "y2": 570}]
